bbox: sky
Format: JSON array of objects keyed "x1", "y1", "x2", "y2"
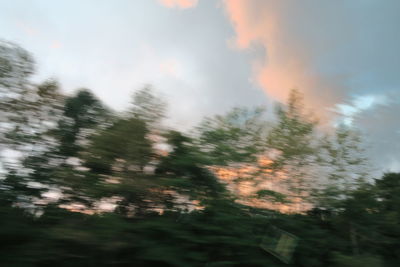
[{"x1": 1, "y1": 0, "x2": 399, "y2": 172}]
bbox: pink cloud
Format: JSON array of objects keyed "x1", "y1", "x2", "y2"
[
  {"x1": 158, "y1": 0, "x2": 198, "y2": 9},
  {"x1": 222, "y1": 0, "x2": 347, "y2": 119}
]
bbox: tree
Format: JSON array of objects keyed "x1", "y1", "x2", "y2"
[
  {"x1": 316, "y1": 125, "x2": 370, "y2": 210},
  {"x1": 0, "y1": 42, "x2": 65, "y2": 208},
  {"x1": 0, "y1": 40, "x2": 35, "y2": 156},
  {"x1": 265, "y1": 89, "x2": 319, "y2": 210},
  {"x1": 197, "y1": 106, "x2": 267, "y2": 166},
  {"x1": 82, "y1": 116, "x2": 158, "y2": 216},
  {"x1": 0, "y1": 79, "x2": 65, "y2": 210},
  {"x1": 156, "y1": 130, "x2": 226, "y2": 203},
  {"x1": 130, "y1": 85, "x2": 166, "y2": 127},
  {"x1": 55, "y1": 89, "x2": 110, "y2": 158},
  {"x1": 84, "y1": 117, "x2": 152, "y2": 175}
]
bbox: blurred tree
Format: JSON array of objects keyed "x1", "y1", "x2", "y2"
[
  {"x1": 197, "y1": 106, "x2": 267, "y2": 166},
  {"x1": 373, "y1": 173, "x2": 400, "y2": 262},
  {"x1": 316, "y1": 125, "x2": 370, "y2": 210},
  {"x1": 130, "y1": 85, "x2": 166, "y2": 127},
  {"x1": 55, "y1": 89, "x2": 110, "y2": 158},
  {"x1": 375, "y1": 173, "x2": 400, "y2": 211},
  {"x1": 2, "y1": 42, "x2": 399, "y2": 267},
  {"x1": 85, "y1": 117, "x2": 152, "y2": 174},
  {"x1": 266, "y1": 89, "x2": 319, "y2": 209},
  {"x1": 156, "y1": 130, "x2": 226, "y2": 203},
  {"x1": 0, "y1": 40, "x2": 35, "y2": 154},
  {"x1": 0, "y1": 40, "x2": 34, "y2": 88},
  {"x1": 83, "y1": 116, "x2": 158, "y2": 216},
  {"x1": 0, "y1": 74, "x2": 65, "y2": 208}
]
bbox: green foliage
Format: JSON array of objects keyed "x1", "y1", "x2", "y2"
[
  {"x1": 1, "y1": 42, "x2": 399, "y2": 267},
  {"x1": 85, "y1": 117, "x2": 152, "y2": 174},
  {"x1": 56, "y1": 89, "x2": 109, "y2": 157},
  {"x1": 315, "y1": 124, "x2": 370, "y2": 210},
  {"x1": 265, "y1": 89, "x2": 319, "y2": 207},
  {"x1": 331, "y1": 253, "x2": 383, "y2": 267},
  {"x1": 0, "y1": 40, "x2": 34, "y2": 88},
  {"x1": 256, "y1": 189, "x2": 289, "y2": 203},
  {"x1": 130, "y1": 85, "x2": 166, "y2": 125},
  {"x1": 267, "y1": 89, "x2": 317, "y2": 169},
  {"x1": 0, "y1": 41, "x2": 36, "y2": 151},
  {"x1": 197, "y1": 106, "x2": 266, "y2": 165},
  {"x1": 156, "y1": 130, "x2": 226, "y2": 201}
]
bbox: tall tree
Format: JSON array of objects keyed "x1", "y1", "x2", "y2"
[
  {"x1": 197, "y1": 106, "x2": 266, "y2": 166},
  {"x1": 155, "y1": 130, "x2": 227, "y2": 212},
  {"x1": 265, "y1": 89, "x2": 319, "y2": 210},
  {"x1": 0, "y1": 40, "x2": 35, "y2": 155},
  {"x1": 316, "y1": 125, "x2": 370, "y2": 210},
  {"x1": 56, "y1": 89, "x2": 109, "y2": 158},
  {"x1": 84, "y1": 117, "x2": 152, "y2": 175},
  {"x1": 0, "y1": 79, "x2": 64, "y2": 208},
  {"x1": 130, "y1": 85, "x2": 166, "y2": 127}
]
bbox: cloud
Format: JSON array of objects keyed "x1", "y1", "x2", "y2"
[
  {"x1": 353, "y1": 91, "x2": 400, "y2": 173},
  {"x1": 3, "y1": 0, "x2": 399, "y2": 173},
  {"x1": 0, "y1": 0, "x2": 267, "y2": 131},
  {"x1": 222, "y1": 0, "x2": 400, "y2": 122},
  {"x1": 222, "y1": 0, "x2": 400, "y2": 172},
  {"x1": 50, "y1": 40, "x2": 62, "y2": 49},
  {"x1": 158, "y1": 0, "x2": 198, "y2": 9},
  {"x1": 159, "y1": 58, "x2": 181, "y2": 78},
  {"x1": 222, "y1": 0, "x2": 351, "y2": 117},
  {"x1": 17, "y1": 20, "x2": 39, "y2": 36},
  {"x1": 334, "y1": 94, "x2": 388, "y2": 126}
]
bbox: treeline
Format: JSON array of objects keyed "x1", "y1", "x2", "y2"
[{"x1": 0, "y1": 41, "x2": 399, "y2": 266}]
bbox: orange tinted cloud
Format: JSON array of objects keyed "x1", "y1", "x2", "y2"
[
  {"x1": 159, "y1": 0, "x2": 198, "y2": 9},
  {"x1": 223, "y1": 0, "x2": 346, "y2": 118}
]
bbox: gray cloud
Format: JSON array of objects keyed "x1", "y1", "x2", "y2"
[{"x1": 353, "y1": 91, "x2": 400, "y2": 173}]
